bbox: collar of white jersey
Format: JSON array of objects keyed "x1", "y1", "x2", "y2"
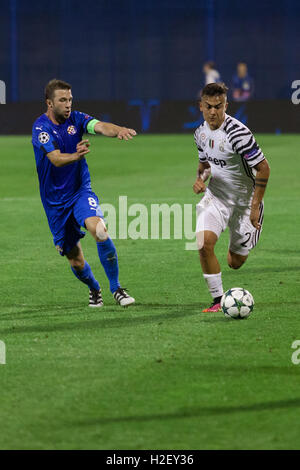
[{"x1": 204, "y1": 114, "x2": 229, "y2": 133}]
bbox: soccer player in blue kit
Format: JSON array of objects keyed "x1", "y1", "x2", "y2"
[{"x1": 32, "y1": 79, "x2": 136, "y2": 307}]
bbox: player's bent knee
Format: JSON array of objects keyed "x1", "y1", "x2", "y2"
[
  {"x1": 228, "y1": 262, "x2": 243, "y2": 270},
  {"x1": 197, "y1": 230, "x2": 218, "y2": 254},
  {"x1": 198, "y1": 240, "x2": 215, "y2": 257},
  {"x1": 96, "y1": 218, "x2": 108, "y2": 241},
  {"x1": 69, "y1": 258, "x2": 85, "y2": 270},
  {"x1": 227, "y1": 255, "x2": 246, "y2": 270}
]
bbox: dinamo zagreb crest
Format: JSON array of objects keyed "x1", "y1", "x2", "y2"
[{"x1": 67, "y1": 125, "x2": 77, "y2": 135}]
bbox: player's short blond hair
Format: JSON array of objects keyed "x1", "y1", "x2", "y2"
[{"x1": 45, "y1": 79, "x2": 71, "y2": 101}]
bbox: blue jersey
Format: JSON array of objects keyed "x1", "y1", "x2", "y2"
[
  {"x1": 232, "y1": 74, "x2": 254, "y2": 101},
  {"x1": 32, "y1": 111, "x2": 95, "y2": 208}
]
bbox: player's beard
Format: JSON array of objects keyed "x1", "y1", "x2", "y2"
[{"x1": 54, "y1": 109, "x2": 70, "y2": 124}]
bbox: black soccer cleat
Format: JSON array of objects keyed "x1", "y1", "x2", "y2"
[
  {"x1": 89, "y1": 288, "x2": 104, "y2": 308},
  {"x1": 113, "y1": 287, "x2": 135, "y2": 307}
]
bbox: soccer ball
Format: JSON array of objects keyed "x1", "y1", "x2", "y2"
[{"x1": 221, "y1": 287, "x2": 254, "y2": 319}]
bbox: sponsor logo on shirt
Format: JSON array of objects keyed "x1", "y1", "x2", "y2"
[
  {"x1": 67, "y1": 125, "x2": 77, "y2": 135},
  {"x1": 206, "y1": 154, "x2": 226, "y2": 168},
  {"x1": 38, "y1": 131, "x2": 50, "y2": 144}
]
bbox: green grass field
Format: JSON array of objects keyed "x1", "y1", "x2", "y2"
[{"x1": 1, "y1": 134, "x2": 300, "y2": 450}]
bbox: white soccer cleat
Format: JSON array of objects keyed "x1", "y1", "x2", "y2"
[
  {"x1": 113, "y1": 287, "x2": 135, "y2": 307},
  {"x1": 89, "y1": 288, "x2": 104, "y2": 307}
]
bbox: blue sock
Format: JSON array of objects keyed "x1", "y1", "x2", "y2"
[
  {"x1": 71, "y1": 261, "x2": 100, "y2": 291},
  {"x1": 97, "y1": 238, "x2": 120, "y2": 293}
]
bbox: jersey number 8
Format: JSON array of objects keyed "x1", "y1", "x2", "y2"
[{"x1": 88, "y1": 197, "x2": 97, "y2": 208}]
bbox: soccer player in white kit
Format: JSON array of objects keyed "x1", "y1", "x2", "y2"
[{"x1": 193, "y1": 83, "x2": 270, "y2": 312}]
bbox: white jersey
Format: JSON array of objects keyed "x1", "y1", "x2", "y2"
[
  {"x1": 205, "y1": 69, "x2": 221, "y2": 85},
  {"x1": 194, "y1": 114, "x2": 265, "y2": 207}
]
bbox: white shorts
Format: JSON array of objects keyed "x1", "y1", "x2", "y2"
[{"x1": 196, "y1": 189, "x2": 264, "y2": 256}]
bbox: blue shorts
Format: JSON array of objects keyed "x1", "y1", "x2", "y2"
[{"x1": 47, "y1": 190, "x2": 104, "y2": 256}]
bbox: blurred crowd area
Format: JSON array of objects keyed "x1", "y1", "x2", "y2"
[
  {"x1": 201, "y1": 61, "x2": 254, "y2": 102},
  {"x1": 1, "y1": 0, "x2": 298, "y2": 102}
]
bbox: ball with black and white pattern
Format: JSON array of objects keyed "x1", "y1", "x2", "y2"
[{"x1": 221, "y1": 287, "x2": 254, "y2": 319}]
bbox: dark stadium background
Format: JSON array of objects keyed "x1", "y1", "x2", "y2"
[{"x1": 0, "y1": 0, "x2": 299, "y2": 133}]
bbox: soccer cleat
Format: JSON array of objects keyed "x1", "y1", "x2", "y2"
[
  {"x1": 89, "y1": 288, "x2": 103, "y2": 308},
  {"x1": 113, "y1": 287, "x2": 135, "y2": 307},
  {"x1": 202, "y1": 302, "x2": 222, "y2": 313}
]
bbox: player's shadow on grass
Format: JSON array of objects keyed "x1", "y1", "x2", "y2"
[
  {"x1": 261, "y1": 248, "x2": 300, "y2": 255},
  {"x1": 226, "y1": 266, "x2": 300, "y2": 274},
  {"x1": 0, "y1": 305, "x2": 217, "y2": 335},
  {"x1": 0, "y1": 303, "x2": 88, "y2": 321},
  {"x1": 0, "y1": 302, "x2": 203, "y2": 321},
  {"x1": 74, "y1": 397, "x2": 300, "y2": 426}
]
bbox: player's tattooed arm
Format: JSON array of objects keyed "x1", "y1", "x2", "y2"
[
  {"x1": 250, "y1": 159, "x2": 271, "y2": 229},
  {"x1": 193, "y1": 162, "x2": 211, "y2": 194},
  {"x1": 47, "y1": 140, "x2": 90, "y2": 167},
  {"x1": 198, "y1": 162, "x2": 211, "y2": 182},
  {"x1": 94, "y1": 121, "x2": 137, "y2": 140}
]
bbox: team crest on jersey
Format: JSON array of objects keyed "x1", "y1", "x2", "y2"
[
  {"x1": 38, "y1": 131, "x2": 50, "y2": 144},
  {"x1": 219, "y1": 139, "x2": 226, "y2": 152},
  {"x1": 67, "y1": 125, "x2": 77, "y2": 135},
  {"x1": 200, "y1": 133, "x2": 206, "y2": 141},
  {"x1": 209, "y1": 139, "x2": 214, "y2": 149}
]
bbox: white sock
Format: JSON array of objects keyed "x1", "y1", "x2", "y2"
[{"x1": 203, "y1": 272, "x2": 223, "y2": 300}]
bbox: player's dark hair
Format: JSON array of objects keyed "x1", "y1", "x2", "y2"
[
  {"x1": 45, "y1": 79, "x2": 71, "y2": 101},
  {"x1": 200, "y1": 82, "x2": 229, "y2": 99}
]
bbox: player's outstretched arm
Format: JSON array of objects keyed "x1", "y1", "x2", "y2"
[
  {"x1": 250, "y1": 159, "x2": 270, "y2": 229},
  {"x1": 193, "y1": 162, "x2": 211, "y2": 194},
  {"x1": 94, "y1": 121, "x2": 137, "y2": 140},
  {"x1": 47, "y1": 140, "x2": 90, "y2": 167}
]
